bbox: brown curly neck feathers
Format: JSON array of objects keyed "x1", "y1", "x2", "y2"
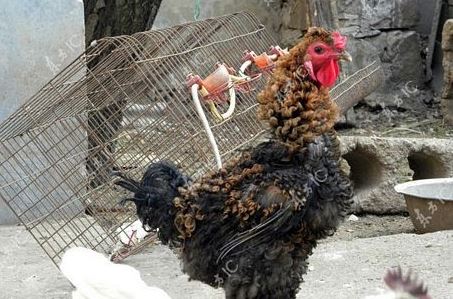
[{"x1": 257, "y1": 28, "x2": 339, "y2": 149}]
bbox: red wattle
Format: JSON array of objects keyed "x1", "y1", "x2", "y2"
[{"x1": 315, "y1": 59, "x2": 339, "y2": 87}]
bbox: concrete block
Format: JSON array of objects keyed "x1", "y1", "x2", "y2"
[{"x1": 340, "y1": 136, "x2": 453, "y2": 214}]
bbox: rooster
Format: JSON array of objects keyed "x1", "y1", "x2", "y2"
[{"x1": 115, "y1": 27, "x2": 354, "y2": 299}]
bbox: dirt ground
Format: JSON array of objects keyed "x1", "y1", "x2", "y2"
[
  {"x1": 330, "y1": 214, "x2": 414, "y2": 241},
  {"x1": 337, "y1": 90, "x2": 453, "y2": 139},
  {"x1": 2, "y1": 215, "x2": 452, "y2": 299}
]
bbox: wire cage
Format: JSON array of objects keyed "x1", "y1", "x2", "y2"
[
  {"x1": 0, "y1": 12, "x2": 277, "y2": 265},
  {"x1": 0, "y1": 11, "x2": 385, "y2": 266}
]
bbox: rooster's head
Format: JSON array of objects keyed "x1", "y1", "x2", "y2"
[
  {"x1": 258, "y1": 28, "x2": 351, "y2": 149},
  {"x1": 303, "y1": 29, "x2": 351, "y2": 87}
]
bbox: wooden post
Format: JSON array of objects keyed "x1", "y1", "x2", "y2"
[
  {"x1": 442, "y1": 19, "x2": 453, "y2": 125},
  {"x1": 83, "y1": 0, "x2": 163, "y2": 187},
  {"x1": 308, "y1": 0, "x2": 339, "y2": 29},
  {"x1": 280, "y1": 0, "x2": 338, "y2": 46}
]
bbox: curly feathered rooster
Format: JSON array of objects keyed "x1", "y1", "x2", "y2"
[{"x1": 115, "y1": 27, "x2": 354, "y2": 299}]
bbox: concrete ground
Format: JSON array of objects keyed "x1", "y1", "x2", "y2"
[{"x1": 1, "y1": 222, "x2": 452, "y2": 299}]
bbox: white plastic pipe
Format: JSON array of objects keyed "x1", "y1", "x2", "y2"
[
  {"x1": 239, "y1": 60, "x2": 253, "y2": 74},
  {"x1": 191, "y1": 84, "x2": 223, "y2": 169},
  {"x1": 269, "y1": 54, "x2": 278, "y2": 61},
  {"x1": 220, "y1": 78, "x2": 236, "y2": 119}
]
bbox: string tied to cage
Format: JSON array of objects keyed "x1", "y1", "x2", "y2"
[{"x1": 194, "y1": 0, "x2": 201, "y2": 20}]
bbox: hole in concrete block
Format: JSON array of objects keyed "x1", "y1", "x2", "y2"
[
  {"x1": 408, "y1": 152, "x2": 447, "y2": 180},
  {"x1": 343, "y1": 148, "x2": 383, "y2": 194}
]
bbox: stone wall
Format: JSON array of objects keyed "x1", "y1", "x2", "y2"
[
  {"x1": 267, "y1": 0, "x2": 451, "y2": 129},
  {"x1": 336, "y1": 0, "x2": 429, "y2": 109}
]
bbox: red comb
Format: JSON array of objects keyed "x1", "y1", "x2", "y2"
[{"x1": 332, "y1": 32, "x2": 347, "y2": 51}]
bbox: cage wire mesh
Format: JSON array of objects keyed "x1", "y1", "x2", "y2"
[
  {"x1": 0, "y1": 11, "x2": 384, "y2": 266},
  {"x1": 331, "y1": 60, "x2": 384, "y2": 115},
  {"x1": 0, "y1": 12, "x2": 277, "y2": 265}
]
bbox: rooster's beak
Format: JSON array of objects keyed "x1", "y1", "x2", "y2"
[{"x1": 338, "y1": 51, "x2": 352, "y2": 62}]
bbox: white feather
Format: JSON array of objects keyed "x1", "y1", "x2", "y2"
[
  {"x1": 60, "y1": 247, "x2": 171, "y2": 299},
  {"x1": 116, "y1": 219, "x2": 150, "y2": 246}
]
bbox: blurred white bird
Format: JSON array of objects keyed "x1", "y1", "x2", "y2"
[
  {"x1": 366, "y1": 267, "x2": 431, "y2": 299},
  {"x1": 60, "y1": 247, "x2": 171, "y2": 299}
]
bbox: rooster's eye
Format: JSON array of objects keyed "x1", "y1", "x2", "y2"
[{"x1": 314, "y1": 46, "x2": 324, "y2": 54}]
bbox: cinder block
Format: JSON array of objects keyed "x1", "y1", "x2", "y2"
[{"x1": 340, "y1": 136, "x2": 453, "y2": 214}]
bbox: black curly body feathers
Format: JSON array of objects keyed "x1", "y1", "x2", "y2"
[{"x1": 115, "y1": 132, "x2": 353, "y2": 299}]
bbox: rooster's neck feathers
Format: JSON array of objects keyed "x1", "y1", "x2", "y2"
[{"x1": 257, "y1": 27, "x2": 340, "y2": 150}]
